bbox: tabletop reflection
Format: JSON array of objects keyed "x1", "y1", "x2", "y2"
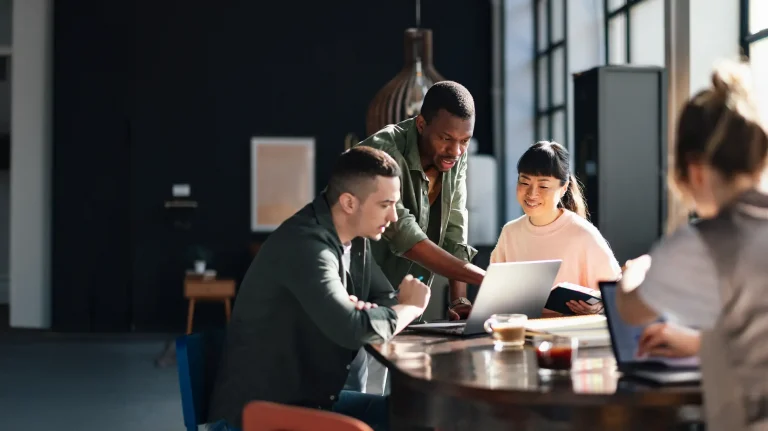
[{"x1": 375, "y1": 333, "x2": 623, "y2": 395}]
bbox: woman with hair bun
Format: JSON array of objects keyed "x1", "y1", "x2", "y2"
[
  {"x1": 618, "y1": 60, "x2": 768, "y2": 328},
  {"x1": 617, "y1": 60, "x2": 768, "y2": 429}
]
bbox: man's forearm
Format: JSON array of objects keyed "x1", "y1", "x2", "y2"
[
  {"x1": 403, "y1": 239, "x2": 485, "y2": 285},
  {"x1": 449, "y1": 280, "x2": 468, "y2": 301}
]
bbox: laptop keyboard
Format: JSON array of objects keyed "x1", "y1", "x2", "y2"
[
  {"x1": 407, "y1": 321, "x2": 467, "y2": 335},
  {"x1": 439, "y1": 325, "x2": 466, "y2": 335}
]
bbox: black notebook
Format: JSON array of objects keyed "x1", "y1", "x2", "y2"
[{"x1": 544, "y1": 283, "x2": 602, "y2": 315}]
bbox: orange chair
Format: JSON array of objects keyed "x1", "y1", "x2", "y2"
[{"x1": 242, "y1": 401, "x2": 374, "y2": 431}]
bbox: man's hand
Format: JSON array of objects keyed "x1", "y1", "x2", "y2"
[
  {"x1": 348, "y1": 295, "x2": 378, "y2": 310},
  {"x1": 448, "y1": 280, "x2": 471, "y2": 321},
  {"x1": 396, "y1": 275, "x2": 431, "y2": 310},
  {"x1": 447, "y1": 300, "x2": 472, "y2": 321},
  {"x1": 566, "y1": 300, "x2": 604, "y2": 315},
  {"x1": 637, "y1": 322, "x2": 701, "y2": 358}
]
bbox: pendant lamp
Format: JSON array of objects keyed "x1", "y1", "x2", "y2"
[{"x1": 365, "y1": 1, "x2": 445, "y2": 135}]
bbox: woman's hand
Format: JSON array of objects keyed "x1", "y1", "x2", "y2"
[
  {"x1": 621, "y1": 254, "x2": 652, "y2": 293},
  {"x1": 637, "y1": 322, "x2": 700, "y2": 358},
  {"x1": 566, "y1": 300, "x2": 604, "y2": 315}
]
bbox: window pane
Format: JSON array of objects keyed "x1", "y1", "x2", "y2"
[
  {"x1": 552, "y1": 110, "x2": 566, "y2": 148},
  {"x1": 552, "y1": 46, "x2": 565, "y2": 106},
  {"x1": 608, "y1": 14, "x2": 627, "y2": 64},
  {"x1": 750, "y1": 38, "x2": 768, "y2": 127},
  {"x1": 750, "y1": 0, "x2": 768, "y2": 34},
  {"x1": 538, "y1": 56, "x2": 549, "y2": 111},
  {"x1": 629, "y1": 0, "x2": 665, "y2": 66},
  {"x1": 551, "y1": 0, "x2": 564, "y2": 43},
  {"x1": 0, "y1": 0, "x2": 10, "y2": 46},
  {"x1": 538, "y1": 115, "x2": 550, "y2": 142},
  {"x1": 538, "y1": 0, "x2": 548, "y2": 52},
  {"x1": 607, "y1": 0, "x2": 625, "y2": 14}
]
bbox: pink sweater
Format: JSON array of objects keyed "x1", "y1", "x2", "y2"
[{"x1": 490, "y1": 210, "x2": 621, "y2": 290}]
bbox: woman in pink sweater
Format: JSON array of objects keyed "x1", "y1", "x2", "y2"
[{"x1": 490, "y1": 141, "x2": 621, "y2": 315}]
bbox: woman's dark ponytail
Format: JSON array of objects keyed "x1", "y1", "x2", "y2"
[{"x1": 559, "y1": 173, "x2": 588, "y2": 219}]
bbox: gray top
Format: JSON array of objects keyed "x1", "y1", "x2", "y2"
[
  {"x1": 637, "y1": 224, "x2": 720, "y2": 329},
  {"x1": 693, "y1": 189, "x2": 768, "y2": 428}
]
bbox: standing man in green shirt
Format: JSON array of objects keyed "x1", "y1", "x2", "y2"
[{"x1": 357, "y1": 81, "x2": 485, "y2": 320}]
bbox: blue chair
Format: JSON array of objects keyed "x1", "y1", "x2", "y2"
[{"x1": 176, "y1": 330, "x2": 226, "y2": 431}]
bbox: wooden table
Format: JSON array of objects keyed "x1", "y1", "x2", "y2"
[
  {"x1": 184, "y1": 276, "x2": 236, "y2": 334},
  {"x1": 366, "y1": 333, "x2": 702, "y2": 431}
]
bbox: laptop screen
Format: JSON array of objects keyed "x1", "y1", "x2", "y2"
[
  {"x1": 599, "y1": 281, "x2": 700, "y2": 368},
  {"x1": 599, "y1": 281, "x2": 644, "y2": 364}
]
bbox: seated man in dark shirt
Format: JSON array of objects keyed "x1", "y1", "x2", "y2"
[{"x1": 207, "y1": 146, "x2": 431, "y2": 431}]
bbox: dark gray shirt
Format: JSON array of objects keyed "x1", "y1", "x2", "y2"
[{"x1": 208, "y1": 193, "x2": 398, "y2": 428}]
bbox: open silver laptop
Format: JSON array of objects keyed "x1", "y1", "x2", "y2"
[{"x1": 407, "y1": 260, "x2": 562, "y2": 337}]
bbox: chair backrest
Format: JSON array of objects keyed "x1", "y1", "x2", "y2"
[
  {"x1": 242, "y1": 401, "x2": 374, "y2": 431},
  {"x1": 176, "y1": 330, "x2": 226, "y2": 431}
]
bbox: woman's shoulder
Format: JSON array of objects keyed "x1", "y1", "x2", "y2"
[
  {"x1": 650, "y1": 223, "x2": 707, "y2": 259},
  {"x1": 561, "y1": 211, "x2": 604, "y2": 238},
  {"x1": 501, "y1": 215, "x2": 528, "y2": 230},
  {"x1": 497, "y1": 215, "x2": 528, "y2": 240}
]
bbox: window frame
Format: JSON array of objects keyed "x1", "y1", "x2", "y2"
[
  {"x1": 740, "y1": 0, "x2": 768, "y2": 58},
  {"x1": 604, "y1": 0, "x2": 652, "y2": 64},
  {"x1": 533, "y1": 0, "x2": 568, "y2": 148}
]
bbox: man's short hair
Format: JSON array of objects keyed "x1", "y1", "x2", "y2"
[
  {"x1": 420, "y1": 81, "x2": 475, "y2": 123},
  {"x1": 326, "y1": 146, "x2": 402, "y2": 204}
]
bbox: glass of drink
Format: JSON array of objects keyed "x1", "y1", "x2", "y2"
[
  {"x1": 533, "y1": 335, "x2": 578, "y2": 375},
  {"x1": 483, "y1": 313, "x2": 528, "y2": 350}
]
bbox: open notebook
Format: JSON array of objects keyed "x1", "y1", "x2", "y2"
[{"x1": 525, "y1": 314, "x2": 611, "y2": 348}]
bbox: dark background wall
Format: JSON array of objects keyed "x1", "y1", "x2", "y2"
[{"x1": 52, "y1": 0, "x2": 493, "y2": 332}]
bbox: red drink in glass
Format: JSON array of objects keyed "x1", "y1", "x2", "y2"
[{"x1": 533, "y1": 336, "x2": 578, "y2": 375}]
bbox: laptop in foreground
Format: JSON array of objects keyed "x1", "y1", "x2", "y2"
[
  {"x1": 407, "y1": 260, "x2": 562, "y2": 337},
  {"x1": 599, "y1": 281, "x2": 701, "y2": 385}
]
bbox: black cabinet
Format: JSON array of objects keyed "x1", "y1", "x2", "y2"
[{"x1": 573, "y1": 66, "x2": 667, "y2": 264}]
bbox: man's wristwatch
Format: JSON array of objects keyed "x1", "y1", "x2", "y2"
[{"x1": 449, "y1": 297, "x2": 472, "y2": 309}]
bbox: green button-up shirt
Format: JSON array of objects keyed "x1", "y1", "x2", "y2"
[
  {"x1": 208, "y1": 193, "x2": 398, "y2": 428},
  {"x1": 357, "y1": 118, "x2": 478, "y2": 288}
]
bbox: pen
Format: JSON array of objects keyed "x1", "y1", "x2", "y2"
[{"x1": 387, "y1": 276, "x2": 423, "y2": 299}]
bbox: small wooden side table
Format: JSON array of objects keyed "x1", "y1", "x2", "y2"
[{"x1": 184, "y1": 276, "x2": 236, "y2": 334}]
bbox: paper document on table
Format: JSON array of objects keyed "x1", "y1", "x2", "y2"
[
  {"x1": 526, "y1": 314, "x2": 607, "y2": 333},
  {"x1": 542, "y1": 328, "x2": 611, "y2": 347}
]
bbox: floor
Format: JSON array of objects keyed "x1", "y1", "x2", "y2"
[
  {"x1": 0, "y1": 333, "x2": 185, "y2": 430},
  {"x1": 0, "y1": 325, "x2": 388, "y2": 431}
]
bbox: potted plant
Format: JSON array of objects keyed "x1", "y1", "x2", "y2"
[{"x1": 186, "y1": 245, "x2": 214, "y2": 274}]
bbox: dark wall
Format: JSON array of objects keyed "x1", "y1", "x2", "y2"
[{"x1": 52, "y1": 0, "x2": 493, "y2": 332}]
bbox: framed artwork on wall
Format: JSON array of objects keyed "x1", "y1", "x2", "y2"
[{"x1": 250, "y1": 137, "x2": 315, "y2": 232}]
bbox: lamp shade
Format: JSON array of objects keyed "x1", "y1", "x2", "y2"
[{"x1": 366, "y1": 28, "x2": 445, "y2": 135}]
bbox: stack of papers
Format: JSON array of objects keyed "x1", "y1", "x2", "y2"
[{"x1": 526, "y1": 314, "x2": 610, "y2": 348}]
